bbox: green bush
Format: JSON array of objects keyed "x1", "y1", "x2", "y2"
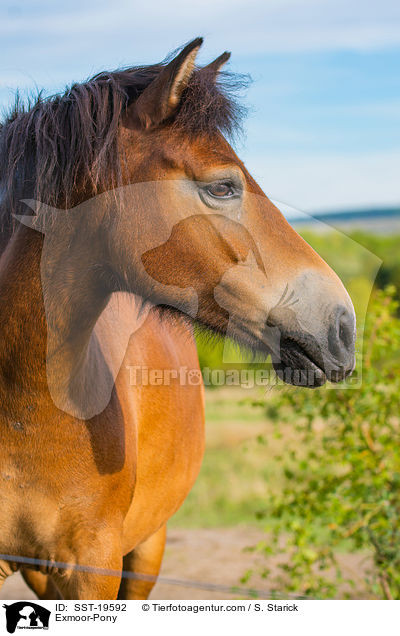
[
  {"x1": 253, "y1": 287, "x2": 400, "y2": 599},
  {"x1": 302, "y1": 230, "x2": 400, "y2": 313}
]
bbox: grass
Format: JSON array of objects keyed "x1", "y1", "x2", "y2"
[
  {"x1": 170, "y1": 385, "x2": 365, "y2": 565},
  {"x1": 170, "y1": 386, "x2": 300, "y2": 528}
]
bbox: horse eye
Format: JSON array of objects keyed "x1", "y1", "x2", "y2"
[{"x1": 207, "y1": 182, "x2": 235, "y2": 198}]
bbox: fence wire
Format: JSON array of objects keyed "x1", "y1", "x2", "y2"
[{"x1": 0, "y1": 553, "x2": 311, "y2": 600}]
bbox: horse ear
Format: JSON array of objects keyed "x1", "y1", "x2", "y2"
[
  {"x1": 124, "y1": 37, "x2": 203, "y2": 130},
  {"x1": 200, "y1": 51, "x2": 231, "y2": 81}
]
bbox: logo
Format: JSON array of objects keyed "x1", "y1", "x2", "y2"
[{"x1": 3, "y1": 602, "x2": 50, "y2": 633}]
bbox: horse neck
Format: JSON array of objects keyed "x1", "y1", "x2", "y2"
[
  {"x1": 0, "y1": 223, "x2": 112, "y2": 418},
  {"x1": 0, "y1": 226, "x2": 48, "y2": 406},
  {"x1": 0, "y1": 219, "x2": 154, "y2": 420}
]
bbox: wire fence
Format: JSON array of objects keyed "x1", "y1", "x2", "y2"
[{"x1": 0, "y1": 553, "x2": 311, "y2": 600}]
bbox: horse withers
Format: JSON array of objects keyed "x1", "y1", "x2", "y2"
[{"x1": 0, "y1": 38, "x2": 355, "y2": 599}]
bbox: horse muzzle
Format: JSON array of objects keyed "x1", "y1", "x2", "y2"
[{"x1": 265, "y1": 300, "x2": 356, "y2": 388}]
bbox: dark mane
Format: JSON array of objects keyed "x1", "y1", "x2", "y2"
[{"x1": 0, "y1": 50, "x2": 248, "y2": 237}]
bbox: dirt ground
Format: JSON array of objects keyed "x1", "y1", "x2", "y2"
[{"x1": 0, "y1": 527, "x2": 371, "y2": 600}]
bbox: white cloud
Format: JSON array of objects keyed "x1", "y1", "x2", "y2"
[
  {"x1": 1, "y1": 0, "x2": 399, "y2": 213},
  {"x1": 247, "y1": 150, "x2": 400, "y2": 212},
  {"x1": 1, "y1": 0, "x2": 400, "y2": 60}
]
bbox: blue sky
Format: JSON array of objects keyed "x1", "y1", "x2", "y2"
[{"x1": 1, "y1": 0, "x2": 399, "y2": 213}]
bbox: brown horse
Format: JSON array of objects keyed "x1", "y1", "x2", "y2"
[{"x1": 0, "y1": 38, "x2": 355, "y2": 599}]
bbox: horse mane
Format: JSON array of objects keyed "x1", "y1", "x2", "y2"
[{"x1": 0, "y1": 49, "x2": 248, "y2": 238}]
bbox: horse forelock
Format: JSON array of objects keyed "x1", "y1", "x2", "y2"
[{"x1": 0, "y1": 46, "x2": 249, "y2": 241}]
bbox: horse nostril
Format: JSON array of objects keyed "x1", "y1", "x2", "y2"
[
  {"x1": 328, "y1": 306, "x2": 355, "y2": 361},
  {"x1": 338, "y1": 312, "x2": 353, "y2": 349}
]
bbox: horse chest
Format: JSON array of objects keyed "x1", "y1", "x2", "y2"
[{"x1": 118, "y1": 318, "x2": 206, "y2": 551}]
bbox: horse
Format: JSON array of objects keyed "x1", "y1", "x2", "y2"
[{"x1": 0, "y1": 38, "x2": 356, "y2": 599}]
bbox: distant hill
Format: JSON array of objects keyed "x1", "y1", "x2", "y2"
[{"x1": 291, "y1": 206, "x2": 400, "y2": 234}]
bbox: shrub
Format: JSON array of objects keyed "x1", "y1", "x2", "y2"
[{"x1": 254, "y1": 287, "x2": 400, "y2": 599}]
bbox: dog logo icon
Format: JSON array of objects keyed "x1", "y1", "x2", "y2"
[{"x1": 3, "y1": 602, "x2": 50, "y2": 633}]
